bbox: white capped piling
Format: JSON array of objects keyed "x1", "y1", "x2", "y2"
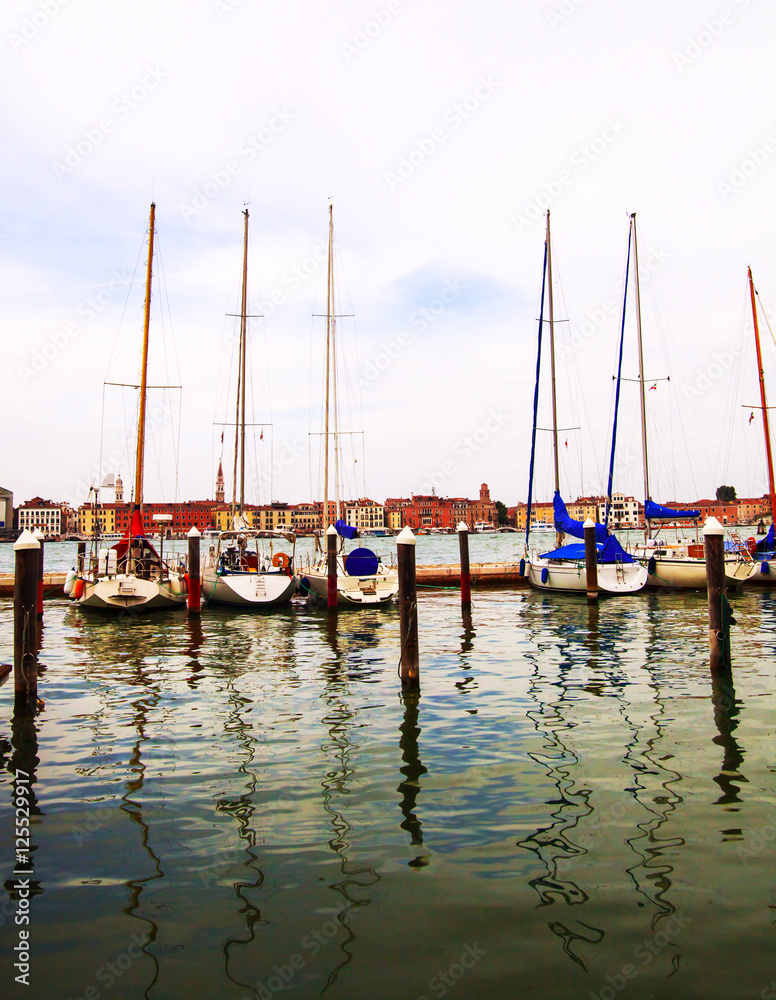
[
  {"x1": 187, "y1": 526, "x2": 201, "y2": 615},
  {"x1": 397, "y1": 527, "x2": 419, "y2": 690},
  {"x1": 14, "y1": 530, "x2": 40, "y2": 713},
  {"x1": 33, "y1": 527, "x2": 45, "y2": 618},
  {"x1": 704, "y1": 516, "x2": 731, "y2": 673},
  {"x1": 457, "y1": 522, "x2": 472, "y2": 611},
  {"x1": 583, "y1": 518, "x2": 598, "y2": 602},
  {"x1": 326, "y1": 524, "x2": 338, "y2": 610}
]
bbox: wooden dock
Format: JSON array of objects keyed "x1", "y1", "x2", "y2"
[{"x1": 0, "y1": 564, "x2": 530, "y2": 598}]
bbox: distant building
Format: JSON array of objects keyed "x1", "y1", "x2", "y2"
[
  {"x1": 597, "y1": 493, "x2": 642, "y2": 530},
  {"x1": 18, "y1": 497, "x2": 62, "y2": 538},
  {"x1": 343, "y1": 498, "x2": 386, "y2": 532},
  {"x1": 0, "y1": 486, "x2": 13, "y2": 535}
]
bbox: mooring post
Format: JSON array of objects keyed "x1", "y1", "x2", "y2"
[
  {"x1": 583, "y1": 518, "x2": 598, "y2": 602},
  {"x1": 397, "y1": 527, "x2": 419, "y2": 691},
  {"x1": 77, "y1": 541, "x2": 86, "y2": 574},
  {"x1": 704, "y1": 516, "x2": 731, "y2": 673},
  {"x1": 33, "y1": 527, "x2": 45, "y2": 618},
  {"x1": 187, "y1": 526, "x2": 201, "y2": 615},
  {"x1": 326, "y1": 524, "x2": 338, "y2": 610},
  {"x1": 457, "y1": 521, "x2": 472, "y2": 611},
  {"x1": 14, "y1": 530, "x2": 40, "y2": 714}
]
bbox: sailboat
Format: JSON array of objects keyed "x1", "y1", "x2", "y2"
[
  {"x1": 745, "y1": 266, "x2": 775, "y2": 582},
  {"x1": 74, "y1": 204, "x2": 188, "y2": 612},
  {"x1": 200, "y1": 209, "x2": 297, "y2": 608},
  {"x1": 621, "y1": 215, "x2": 758, "y2": 588},
  {"x1": 302, "y1": 205, "x2": 399, "y2": 606},
  {"x1": 523, "y1": 212, "x2": 648, "y2": 595}
]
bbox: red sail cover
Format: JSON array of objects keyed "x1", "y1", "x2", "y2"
[{"x1": 111, "y1": 509, "x2": 161, "y2": 563}]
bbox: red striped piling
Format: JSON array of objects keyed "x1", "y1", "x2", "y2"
[
  {"x1": 14, "y1": 530, "x2": 40, "y2": 714},
  {"x1": 326, "y1": 525, "x2": 338, "y2": 610},
  {"x1": 457, "y1": 521, "x2": 472, "y2": 610},
  {"x1": 397, "y1": 527, "x2": 419, "y2": 691},
  {"x1": 583, "y1": 518, "x2": 598, "y2": 602},
  {"x1": 187, "y1": 526, "x2": 201, "y2": 615},
  {"x1": 704, "y1": 516, "x2": 731, "y2": 673},
  {"x1": 33, "y1": 528, "x2": 45, "y2": 618}
]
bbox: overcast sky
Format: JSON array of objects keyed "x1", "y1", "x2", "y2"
[{"x1": 3, "y1": 0, "x2": 776, "y2": 512}]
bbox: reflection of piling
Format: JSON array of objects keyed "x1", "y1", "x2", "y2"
[
  {"x1": 457, "y1": 521, "x2": 471, "y2": 610},
  {"x1": 187, "y1": 526, "x2": 201, "y2": 615},
  {"x1": 326, "y1": 524, "x2": 338, "y2": 610},
  {"x1": 397, "y1": 527, "x2": 419, "y2": 691},
  {"x1": 583, "y1": 518, "x2": 598, "y2": 602},
  {"x1": 704, "y1": 516, "x2": 731, "y2": 673},
  {"x1": 14, "y1": 530, "x2": 40, "y2": 714}
]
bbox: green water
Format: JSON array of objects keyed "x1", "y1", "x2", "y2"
[{"x1": 0, "y1": 585, "x2": 775, "y2": 1000}]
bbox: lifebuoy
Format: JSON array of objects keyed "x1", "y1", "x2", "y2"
[
  {"x1": 272, "y1": 551, "x2": 290, "y2": 570},
  {"x1": 747, "y1": 537, "x2": 757, "y2": 554}
]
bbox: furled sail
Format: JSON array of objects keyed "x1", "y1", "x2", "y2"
[
  {"x1": 644, "y1": 500, "x2": 700, "y2": 520},
  {"x1": 553, "y1": 492, "x2": 608, "y2": 543}
]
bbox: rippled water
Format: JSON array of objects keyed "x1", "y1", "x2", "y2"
[{"x1": 1, "y1": 539, "x2": 775, "y2": 1000}]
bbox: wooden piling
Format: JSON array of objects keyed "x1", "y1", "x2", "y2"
[
  {"x1": 14, "y1": 530, "x2": 40, "y2": 714},
  {"x1": 704, "y1": 516, "x2": 731, "y2": 673},
  {"x1": 457, "y1": 521, "x2": 472, "y2": 610},
  {"x1": 187, "y1": 526, "x2": 201, "y2": 615},
  {"x1": 583, "y1": 518, "x2": 598, "y2": 602},
  {"x1": 326, "y1": 524, "x2": 338, "y2": 610},
  {"x1": 33, "y1": 528, "x2": 45, "y2": 618},
  {"x1": 397, "y1": 527, "x2": 419, "y2": 691}
]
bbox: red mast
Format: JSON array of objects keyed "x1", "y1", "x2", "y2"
[{"x1": 748, "y1": 267, "x2": 776, "y2": 522}]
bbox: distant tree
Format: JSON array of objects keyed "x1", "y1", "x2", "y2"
[
  {"x1": 495, "y1": 500, "x2": 508, "y2": 526},
  {"x1": 716, "y1": 485, "x2": 737, "y2": 502}
]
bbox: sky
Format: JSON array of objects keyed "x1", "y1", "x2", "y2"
[{"x1": 3, "y1": 0, "x2": 776, "y2": 512}]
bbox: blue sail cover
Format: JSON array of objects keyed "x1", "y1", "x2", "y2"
[
  {"x1": 553, "y1": 492, "x2": 608, "y2": 543},
  {"x1": 335, "y1": 519, "x2": 359, "y2": 539},
  {"x1": 756, "y1": 523, "x2": 775, "y2": 553},
  {"x1": 644, "y1": 500, "x2": 700, "y2": 520},
  {"x1": 540, "y1": 534, "x2": 636, "y2": 564}
]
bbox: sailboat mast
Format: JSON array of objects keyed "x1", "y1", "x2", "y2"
[
  {"x1": 748, "y1": 266, "x2": 776, "y2": 520},
  {"x1": 134, "y1": 202, "x2": 155, "y2": 509},
  {"x1": 239, "y1": 208, "x2": 249, "y2": 512},
  {"x1": 631, "y1": 214, "x2": 652, "y2": 537},
  {"x1": 324, "y1": 204, "x2": 333, "y2": 526},
  {"x1": 545, "y1": 212, "x2": 563, "y2": 547}
]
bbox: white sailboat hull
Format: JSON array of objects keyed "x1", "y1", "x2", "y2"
[
  {"x1": 201, "y1": 567, "x2": 296, "y2": 607},
  {"x1": 641, "y1": 554, "x2": 759, "y2": 589},
  {"x1": 528, "y1": 558, "x2": 648, "y2": 594},
  {"x1": 304, "y1": 564, "x2": 399, "y2": 605},
  {"x1": 78, "y1": 574, "x2": 187, "y2": 612}
]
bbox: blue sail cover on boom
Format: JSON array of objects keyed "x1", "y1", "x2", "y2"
[
  {"x1": 540, "y1": 534, "x2": 637, "y2": 564},
  {"x1": 644, "y1": 500, "x2": 700, "y2": 520},
  {"x1": 553, "y1": 492, "x2": 608, "y2": 543},
  {"x1": 756, "y1": 523, "x2": 774, "y2": 553},
  {"x1": 335, "y1": 519, "x2": 359, "y2": 540}
]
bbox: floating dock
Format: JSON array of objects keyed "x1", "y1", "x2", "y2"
[{"x1": 0, "y1": 564, "x2": 530, "y2": 598}]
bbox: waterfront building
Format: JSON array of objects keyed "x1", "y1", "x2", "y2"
[
  {"x1": 0, "y1": 486, "x2": 14, "y2": 535},
  {"x1": 291, "y1": 503, "x2": 320, "y2": 534},
  {"x1": 343, "y1": 498, "x2": 386, "y2": 532},
  {"x1": 597, "y1": 493, "x2": 642, "y2": 530},
  {"x1": 17, "y1": 497, "x2": 63, "y2": 538}
]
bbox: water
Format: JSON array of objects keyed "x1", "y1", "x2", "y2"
[{"x1": 1, "y1": 539, "x2": 775, "y2": 1000}]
